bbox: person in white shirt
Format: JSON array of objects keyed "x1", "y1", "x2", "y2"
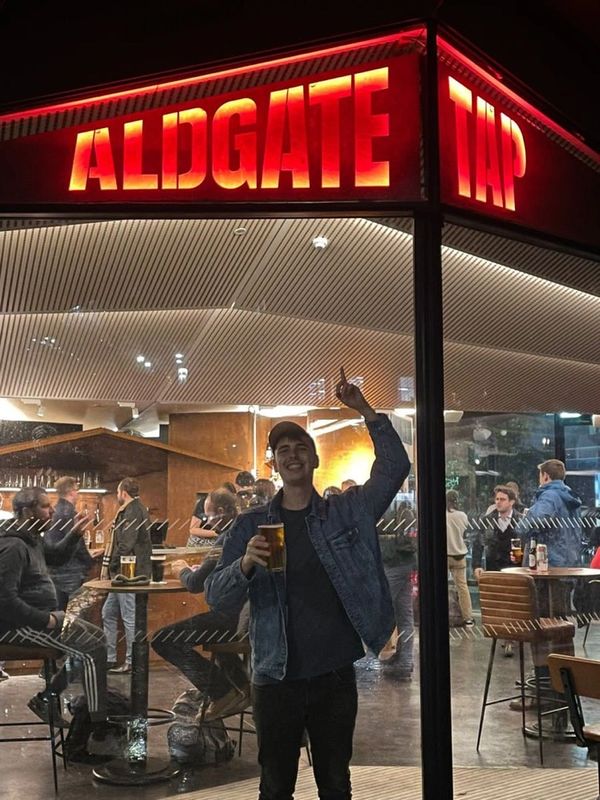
[{"x1": 446, "y1": 490, "x2": 474, "y2": 626}]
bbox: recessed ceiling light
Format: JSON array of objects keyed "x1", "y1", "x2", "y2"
[
  {"x1": 144, "y1": 361, "x2": 152, "y2": 368},
  {"x1": 312, "y1": 235, "x2": 329, "y2": 250},
  {"x1": 175, "y1": 353, "x2": 184, "y2": 359},
  {"x1": 175, "y1": 358, "x2": 183, "y2": 365},
  {"x1": 136, "y1": 355, "x2": 145, "y2": 363},
  {"x1": 233, "y1": 227, "x2": 247, "y2": 236}
]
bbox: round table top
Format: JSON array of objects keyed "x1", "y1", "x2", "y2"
[
  {"x1": 84, "y1": 578, "x2": 187, "y2": 594},
  {"x1": 501, "y1": 567, "x2": 600, "y2": 579}
]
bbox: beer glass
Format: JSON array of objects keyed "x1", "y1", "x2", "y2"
[
  {"x1": 258, "y1": 523, "x2": 286, "y2": 572},
  {"x1": 120, "y1": 555, "x2": 137, "y2": 579},
  {"x1": 151, "y1": 555, "x2": 167, "y2": 583},
  {"x1": 510, "y1": 538, "x2": 523, "y2": 564}
]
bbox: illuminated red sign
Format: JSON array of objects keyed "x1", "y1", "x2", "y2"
[
  {"x1": 0, "y1": 49, "x2": 422, "y2": 205},
  {"x1": 438, "y1": 39, "x2": 600, "y2": 249},
  {"x1": 447, "y1": 77, "x2": 526, "y2": 212},
  {"x1": 68, "y1": 69, "x2": 392, "y2": 194}
]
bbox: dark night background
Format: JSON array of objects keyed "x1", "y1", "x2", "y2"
[{"x1": 0, "y1": 0, "x2": 598, "y2": 150}]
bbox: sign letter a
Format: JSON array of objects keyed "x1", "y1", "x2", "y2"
[{"x1": 69, "y1": 128, "x2": 117, "y2": 191}]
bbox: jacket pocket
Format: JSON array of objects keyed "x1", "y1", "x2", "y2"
[{"x1": 329, "y1": 527, "x2": 360, "y2": 550}]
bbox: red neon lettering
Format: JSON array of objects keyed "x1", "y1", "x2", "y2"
[
  {"x1": 162, "y1": 108, "x2": 208, "y2": 190},
  {"x1": 500, "y1": 113, "x2": 526, "y2": 211},
  {"x1": 309, "y1": 75, "x2": 352, "y2": 188},
  {"x1": 261, "y1": 87, "x2": 310, "y2": 189},
  {"x1": 448, "y1": 77, "x2": 526, "y2": 211},
  {"x1": 354, "y1": 68, "x2": 390, "y2": 187},
  {"x1": 69, "y1": 128, "x2": 117, "y2": 191},
  {"x1": 123, "y1": 120, "x2": 158, "y2": 190},
  {"x1": 475, "y1": 97, "x2": 503, "y2": 207},
  {"x1": 448, "y1": 77, "x2": 472, "y2": 198},
  {"x1": 212, "y1": 98, "x2": 258, "y2": 190}
]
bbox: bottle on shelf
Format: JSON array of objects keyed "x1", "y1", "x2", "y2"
[{"x1": 528, "y1": 538, "x2": 537, "y2": 571}]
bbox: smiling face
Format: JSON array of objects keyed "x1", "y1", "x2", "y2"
[{"x1": 273, "y1": 435, "x2": 319, "y2": 489}]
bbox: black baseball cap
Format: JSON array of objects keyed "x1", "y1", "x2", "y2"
[{"x1": 268, "y1": 421, "x2": 316, "y2": 453}]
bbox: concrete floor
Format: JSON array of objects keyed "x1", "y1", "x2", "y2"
[{"x1": 1, "y1": 622, "x2": 598, "y2": 799}]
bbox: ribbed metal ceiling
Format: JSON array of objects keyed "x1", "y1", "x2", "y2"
[{"x1": 0, "y1": 217, "x2": 598, "y2": 413}]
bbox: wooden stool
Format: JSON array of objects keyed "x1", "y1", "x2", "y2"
[
  {"x1": 0, "y1": 644, "x2": 67, "y2": 793},
  {"x1": 477, "y1": 572, "x2": 575, "y2": 764}
]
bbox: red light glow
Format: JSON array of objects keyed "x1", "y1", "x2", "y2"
[{"x1": 447, "y1": 76, "x2": 527, "y2": 211}]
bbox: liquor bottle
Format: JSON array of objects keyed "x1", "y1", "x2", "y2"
[{"x1": 529, "y1": 538, "x2": 537, "y2": 571}]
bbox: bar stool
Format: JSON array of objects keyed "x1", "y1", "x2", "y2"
[
  {"x1": 199, "y1": 640, "x2": 311, "y2": 764},
  {"x1": 476, "y1": 571, "x2": 575, "y2": 764},
  {"x1": 0, "y1": 644, "x2": 67, "y2": 793}
]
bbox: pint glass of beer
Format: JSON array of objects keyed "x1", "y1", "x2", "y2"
[
  {"x1": 258, "y1": 523, "x2": 286, "y2": 572},
  {"x1": 510, "y1": 538, "x2": 523, "y2": 564},
  {"x1": 150, "y1": 555, "x2": 166, "y2": 583},
  {"x1": 120, "y1": 555, "x2": 137, "y2": 579}
]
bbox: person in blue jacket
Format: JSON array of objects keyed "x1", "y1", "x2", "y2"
[
  {"x1": 520, "y1": 459, "x2": 582, "y2": 568},
  {"x1": 205, "y1": 368, "x2": 410, "y2": 800}
]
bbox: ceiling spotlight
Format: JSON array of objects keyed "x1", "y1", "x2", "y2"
[
  {"x1": 132, "y1": 407, "x2": 140, "y2": 419},
  {"x1": 136, "y1": 355, "x2": 145, "y2": 363},
  {"x1": 233, "y1": 227, "x2": 247, "y2": 236},
  {"x1": 37, "y1": 404, "x2": 46, "y2": 417},
  {"x1": 312, "y1": 235, "x2": 329, "y2": 250},
  {"x1": 177, "y1": 367, "x2": 188, "y2": 382},
  {"x1": 144, "y1": 361, "x2": 152, "y2": 368},
  {"x1": 175, "y1": 353, "x2": 184, "y2": 359}
]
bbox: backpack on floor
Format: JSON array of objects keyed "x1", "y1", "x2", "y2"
[
  {"x1": 63, "y1": 688, "x2": 130, "y2": 763},
  {"x1": 167, "y1": 719, "x2": 236, "y2": 764}
]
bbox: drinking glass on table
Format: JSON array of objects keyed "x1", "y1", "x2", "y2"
[{"x1": 120, "y1": 555, "x2": 137, "y2": 579}]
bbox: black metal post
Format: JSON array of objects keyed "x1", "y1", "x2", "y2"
[{"x1": 414, "y1": 18, "x2": 454, "y2": 800}]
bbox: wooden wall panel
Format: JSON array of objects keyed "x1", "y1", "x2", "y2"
[{"x1": 167, "y1": 412, "x2": 251, "y2": 545}]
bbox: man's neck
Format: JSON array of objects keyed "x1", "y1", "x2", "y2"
[
  {"x1": 499, "y1": 509, "x2": 512, "y2": 519},
  {"x1": 281, "y1": 484, "x2": 313, "y2": 510}
]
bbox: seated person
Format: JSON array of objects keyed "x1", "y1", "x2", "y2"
[
  {"x1": 235, "y1": 470, "x2": 256, "y2": 509},
  {"x1": 188, "y1": 489, "x2": 238, "y2": 547},
  {"x1": 251, "y1": 478, "x2": 276, "y2": 507},
  {"x1": 151, "y1": 535, "x2": 249, "y2": 720},
  {"x1": 0, "y1": 487, "x2": 107, "y2": 726}
]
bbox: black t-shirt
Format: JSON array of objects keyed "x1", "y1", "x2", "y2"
[{"x1": 279, "y1": 505, "x2": 364, "y2": 680}]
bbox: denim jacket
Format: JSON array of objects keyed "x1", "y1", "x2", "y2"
[{"x1": 205, "y1": 414, "x2": 411, "y2": 680}]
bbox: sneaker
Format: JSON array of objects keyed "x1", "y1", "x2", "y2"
[
  {"x1": 108, "y1": 663, "x2": 131, "y2": 674},
  {"x1": 200, "y1": 687, "x2": 250, "y2": 721},
  {"x1": 0, "y1": 667, "x2": 9, "y2": 682},
  {"x1": 27, "y1": 693, "x2": 70, "y2": 728}
]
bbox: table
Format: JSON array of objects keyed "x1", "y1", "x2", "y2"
[
  {"x1": 84, "y1": 578, "x2": 187, "y2": 786},
  {"x1": 502, "y1": 567, "x2": 600, "y2": 742},
  {"x1": 501, "y1": 567, "x2": 600, "y2": 616}
]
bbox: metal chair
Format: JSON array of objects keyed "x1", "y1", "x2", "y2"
[
  {"x1": 582, "y1": 580, "x2": 600, "y2": 648},
  {"x1": 477, "y1": 571, "x2": 575, "y2": 764},
  {"x1": 548, "y1": 654, "x2": 600, "y2": 800},
  {"x1": 0, "y1": 644, "x2": 67, "y2": 793}
]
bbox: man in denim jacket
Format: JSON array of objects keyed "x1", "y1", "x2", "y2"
[{"x1": 205, "y1": 369, "x2": 410, "y2": 800}]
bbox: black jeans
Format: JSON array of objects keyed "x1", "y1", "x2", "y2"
[
  {"x1": 151, "y1": 611, "x2": 247, "y2": 700},
  {"x1": 252, "y1": 665, "x2": 358, "y2": 800}
]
